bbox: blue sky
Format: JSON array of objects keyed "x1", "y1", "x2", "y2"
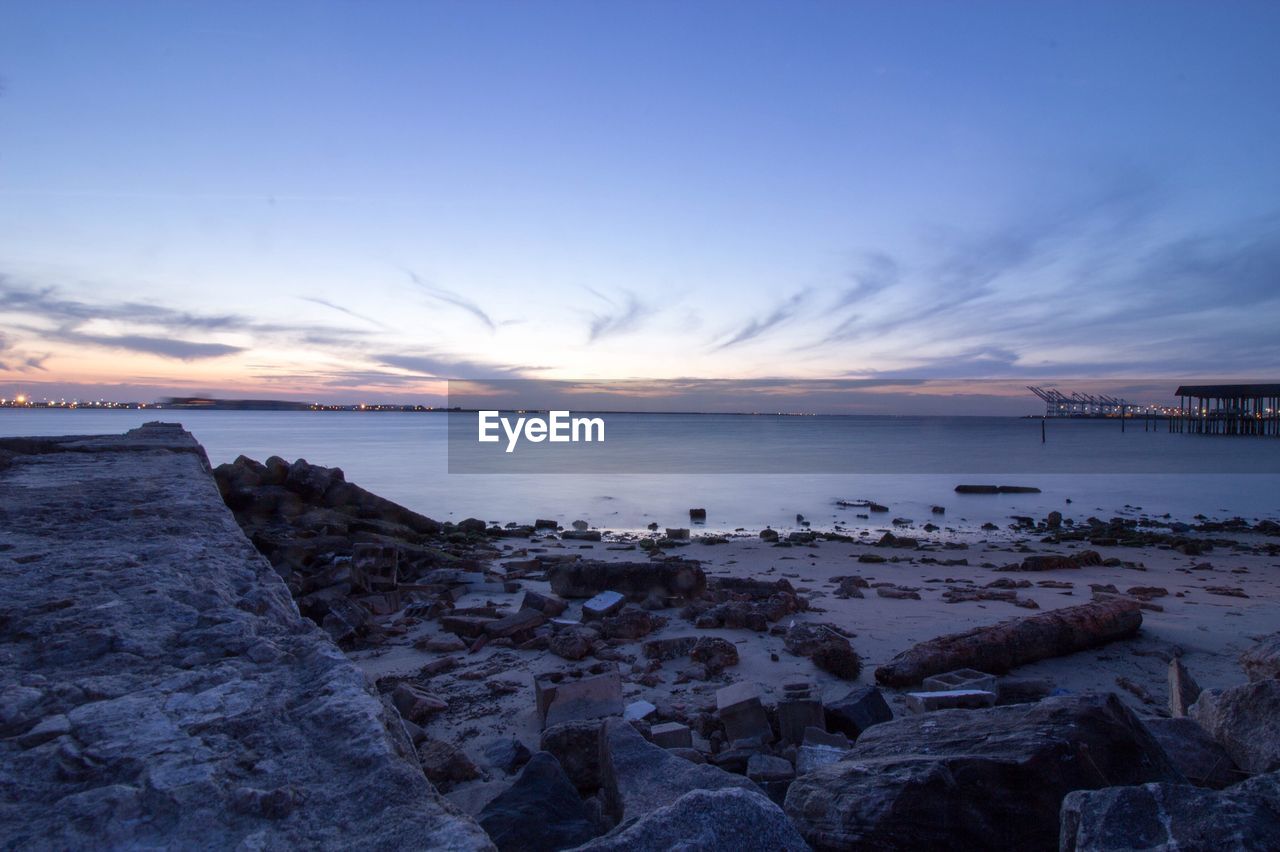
[{"x1": 1, "y1": 1, "x2": 1278, "y2": 406}]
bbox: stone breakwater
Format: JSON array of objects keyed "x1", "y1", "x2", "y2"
[{"x1": 0, "y1": 424, "x2": 492, "y2": 850}]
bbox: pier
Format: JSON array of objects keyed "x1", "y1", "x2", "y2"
[{"x1": 1172, "y1": 384, "x2": 1280, "y2": 437}]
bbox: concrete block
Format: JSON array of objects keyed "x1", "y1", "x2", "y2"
[
  {"x1": 778, "y1": 696, "x2": 825, "y2": 745},
  {"x1": 624, "y1": 700, "x2": 657, "y2": 721},
  {"x1": 650, "y1": 722, "x2": 693, "y2": 749},
  {"x1": 922, "y1": 668, "x2": 998, "y2": 694},
  {"x1": 825, "y1": 686, "x2": 893, "y2": 740},
  {"x1": 534, "y1": 666, "x2": 623, "y2": 728},
  {"x1": 483, "y1": 608, "x2": 546, "y2": 639},
  {"x1": 716, "y1": 682, "x2": 773, "y2": 743},
  {"x1": 582, "y1": 590, "x2": 625, "y2": 619},
  {"x1": 906, "y1": 689, "x2": 997, "y2": 713}
]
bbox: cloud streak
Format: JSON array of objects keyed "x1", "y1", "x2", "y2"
[
  {"x1": 713, "y1": 290, "x2": 810, "y2": 350},
  {"x1": 406, "y1": 271, "x2": 496, "y2": 331}
]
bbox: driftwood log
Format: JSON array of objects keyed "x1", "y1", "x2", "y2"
[{"x1": 875, "y1": 598, "x2": 1142, "y2": 687}]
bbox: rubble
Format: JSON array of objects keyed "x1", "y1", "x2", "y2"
[{"x1": 477, "y1": 752, "x2": 599, "y2": 851}]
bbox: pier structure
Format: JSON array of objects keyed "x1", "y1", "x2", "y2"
[
  {"x1": 1172, "y1": 384, "x2": 1280, "y2": 437},
  {"x1": 1027, "y1": 387, "x2": 1160, "y2": 419}
]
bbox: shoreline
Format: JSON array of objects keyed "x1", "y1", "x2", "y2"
[{"x1": 4, "y1": 426, "x2": 1279, "y2": 849}]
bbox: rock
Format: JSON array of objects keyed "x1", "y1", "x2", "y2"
[
  {"x1": 1046, "y1": 511, "x2": 1062, "y2": 529},
  {"x1": 1143, "y1": 717, "x2": 1242, "y2": 789},
  {"x1": 995, "y1": 677, "x2": 1055, "y2": 705},
  {"x1": 1169, "y1": 657, "x2": 1202, "y2": 717},
  {"x1": 599, "y1": 607, "x2": 663, "y2": 640},
  {"x1": 747, "y1": 753, "x2": 795, "y2": 783},
  {"x1": 472, "y1": 736, "x2": 532, "y2": 776},
  {"x1": 796, "y1": 743, "x2": 846, "y2": 775},
  {"x1": 785, "y1": 693, "x2": 1182, "y2": 850},
  {"x1": 955, "y1": 484, "x2": 1000, "y2": 494},
  {"x1": 905, "y1": 689, "x2": 996, "y2": 713},
  {"x1": 1190, "y1": 679, "x2": 1280, "y2": 774},
  {"x1": 665, "y1": 528, "x2": 690, "y2": 540},
  {"x1": 549, "y1": 628, "x2": 595, "y2": 661},
  {"x1": 477, "y1": 752, "x2": 599, "y2": 851},
  {"x1": 599, "y1": 719, "x2": 764, "y2": 823},
  {"x1": 572, "y1": 787, "x2": 810, "y2": 852},
  {"x1": 1006, "y1": 550, "x2": 1102, "y2": 571},
  {"x1": 418, "y1": 738, "x2": 482, "y2": 789},
  {"x1": 875, "y1": 599, "x2": 1143, "y2": 687},
  {"x1": 1060, "y1": 771, "x2": 1280, "y2": 852},
  {"x1": 811, "y1": 639, "x2": 862, "y2": 680},
  {"x1": 875, "y1": 586, "x2": 920, "y2": 600},
  {"x1": 391, "y1": 682, "x2": 448, "y2": 724},
  {"x1": 689, "y1": 636, "x2": 739, "y2": 674},
  {"x1": 540, "y1": 719, "x2": 604, "y2": 794},
  {"x1": 548, "y1": 560, "x2": 706, "y2": 601},
  {"x1": 784, "y1": 622, "x2": 841, "y2": 657},
  {"x1": 716, "y1": 682, "x2": 773, "y2": 743},
  {"x1": 689, "y1": 508, "x2": 707, "y2": 522},
  {"x1": 641, "y1": 635, "x2": 699, "y2": 661},
  {"x1": 1241, "y1": 632, "x2": 1280, "y2": 682},
  {"x1": 824, "y1": 686, "x2": 893, "y2": 740},
  {"x1": 760, "y1": 528, "x2": 780, "y2": 542},
  {"x1": 650, "y1": 721, "x2": 693, "y2": 749},
  {"x1": 582, "y1": 591, "x2": 626, "y2": 619}
]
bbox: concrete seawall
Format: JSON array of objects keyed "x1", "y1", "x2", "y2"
[{"x1": 0, "y1": 424, "x2": 493, "y2": 850}]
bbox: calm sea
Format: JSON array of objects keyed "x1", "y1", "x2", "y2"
[{"x1": 3, "y1": 409, "x2": 1278, "y2": 536}]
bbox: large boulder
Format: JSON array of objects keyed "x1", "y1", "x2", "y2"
[
  {"x1": 598, "y1": 718, "x2": 762, "y2": 823},
  {"x1": 1190, "y1": 679, "x2": 1280, "y2": 775},
  {"x1": 570, "y1": 788, "x2": 810, "y2": 851},
  {"x1": 1143, "y1": 717, "x2": 1242, "y2": 789},
  {"x1": 784, "y1": 693, "x2": 1182, "y2": 851},
  {"x1": 548, "y1": 560, "x2": 706, "y2": 601},
  {"x1": 1241, "y1": 633, "x2": 1280, "y2": 682},
  {"x1": 478, "y1": 752, "x2": 600, "y2": 851},
  {"x1": 1060, "y1": 771, "x2": 1280, "y2": 851}
]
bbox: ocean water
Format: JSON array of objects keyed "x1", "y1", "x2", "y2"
[{"x1": 3, "y1": 409, "x2": 1278, "y2": 536}]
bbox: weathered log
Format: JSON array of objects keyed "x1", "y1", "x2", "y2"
[
  {"x1": 874, "y1": 599, "x2": 1142, "y2": 687},
  {"x1": 547, "y1": 560, "x2": 705, "y2": 600}
]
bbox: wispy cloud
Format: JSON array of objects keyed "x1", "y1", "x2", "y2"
[
  {"x1": 299, "y1": 296, "x2": 389, "y2": 329},
  {"x1": 713, "y1": 290, "x2": 811, "y2": 350},
  {"x1": 0, "y1": 276, "x2": 375, "y2": 363},
  {"x1": 586, "y1": 289, "x2": 652, "y2": 342},
  {"x1": 377, "y1": 352, "x2": 528, "y2": 380},
  {"x1": 405, "y1": 271, "x2": 496, "y2": 331}
]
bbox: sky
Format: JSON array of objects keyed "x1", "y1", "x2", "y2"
[{"x1": 1, "y1": 1, "x2": 1278, "y2": 410}]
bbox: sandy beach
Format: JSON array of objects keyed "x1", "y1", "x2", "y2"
[{"x1": 346, "y1": 520, "x2": 1280, "y2": 814}]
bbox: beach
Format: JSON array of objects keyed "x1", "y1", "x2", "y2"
[{"x1": 350, "y1": 526, "x2": 1280, "y2": 811}]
